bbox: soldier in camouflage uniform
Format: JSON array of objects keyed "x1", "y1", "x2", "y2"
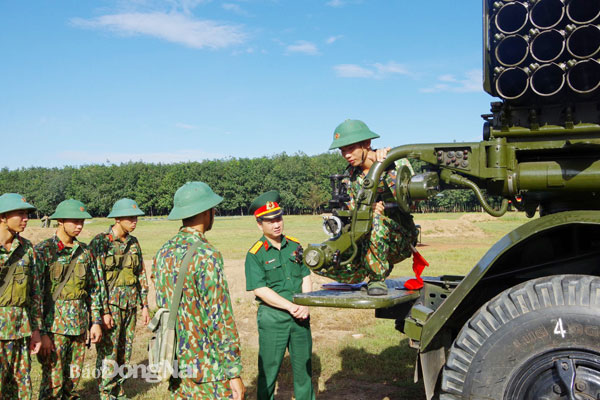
[
  {"x1": 323, "y1": 119, "x2": 417, "y2": 295},
  {"x1": 152, "y1": 182, "x2": 245, "y2": 399},
  {"x1": 90, "y1": 198, "x2": 150, "y2": 400},
  {"x1": 35, "y1": 199, "x2": 109, "y2": 400},
  {"x1": 0, "y1": 193, "x2": 43, "y2": 400},
  {"x1": 245, "y1": 191, "x2": 315, "y2": 400}
]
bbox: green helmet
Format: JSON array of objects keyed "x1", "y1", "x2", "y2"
[
  {"x1": 168, "y1": 182, "x2": 223, "y2": 220},
  {"x1": 329, "y1": 119, "x2": 380, "y2": 150},
  {"x1": 107, "y1": 198, "x2": 145, "y2": 218},
  {"x1": 0, "y1": 193, "x2": 36, "y2": 214},
  {"x1": 50, "y1": 199, "x2": 92, "y2": 220}
]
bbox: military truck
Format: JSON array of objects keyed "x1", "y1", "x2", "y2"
[{"x1": 294, "y1": 0, "x2": 600, "y2": 398}]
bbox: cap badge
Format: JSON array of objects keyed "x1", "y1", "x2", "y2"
[
  {"x1": 334, "y1": 133, "x2": 340, "y2": 139},
  {"x1": 80, "y1": 206, "x2": 85, "y2": 212},
  {"x1": 266, "y1": 201, "x2": 275, "y2": 210}
]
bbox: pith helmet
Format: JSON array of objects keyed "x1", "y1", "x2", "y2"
[
  {"x1": 0, "y1": 193, "x2": 36, "y2": 214},
  {"x1": 249, "y1": 190, "x2": 283, "y2": 220},
  {"x1": 108, "y1": 198, "x2": 145, "y2": 218},
  {"x1": 168, "y1": 182, "x2": 223, "y2": 220},
  {"x1": 329, "y1": 119, "x2": 380, "y2": 150},
  {"x1": 50, "y1": 199, "x2": 92, "y2": 220}
]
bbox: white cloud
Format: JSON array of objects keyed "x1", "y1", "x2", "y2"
[
  {"x1": 71, "y1": 12, "x2": 246, "y2": 49},
  {"x1": 286, "y1": 40, "x2": 319, "y2": 55},
  {"x1": 175, "y1": 122, "x2": 198, "y2": 130},
  {"x1": 326, "y1": 0, "x2": 345, "y2": 7},
  {"x1": 420, "y1": 69, "x2": 482, "y2": 93},
  {"x1": 333, "y1": 64, "x2": 374, "y2": 78},
  {"x1": 326, "y1": 35, "x2": 343, "y2": 44},
  {"x1": 222, "y1": 3, "x2": 250, "y2": 16},
  {"x1": 333, "y1": 61, "x2": 409, "y2": 79},
  {"x1": 58, "y1": 149, "x2": 223, "y2": 164}
]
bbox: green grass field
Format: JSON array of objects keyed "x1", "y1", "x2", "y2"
[{"x1": 25, "y1": 212, "x2": 530, "y2": 399}]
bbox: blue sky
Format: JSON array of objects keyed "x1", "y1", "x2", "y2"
[{"x1": 1, "y1": 0, "x2": 493, "y2": 169}]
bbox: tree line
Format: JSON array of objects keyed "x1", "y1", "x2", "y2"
[{"x1": 0, "y1": 153, "x2": 490, "y2": 217}]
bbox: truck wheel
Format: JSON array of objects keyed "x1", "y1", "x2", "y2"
[{"x1": 440, "y1": 275, "x2": 600, "y2": 399}]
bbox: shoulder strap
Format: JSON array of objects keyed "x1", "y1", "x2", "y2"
[
  {"x1": 166, "y1": 240, "x2": 202, "y2": 330},
  {"x1": 52, "y1": 245, "x2": 84, "y2": 302}
]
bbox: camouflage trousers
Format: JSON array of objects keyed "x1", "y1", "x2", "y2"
[
  {"x1": 0, "y1": 337, "x2": 32, "y2": 400},
  {"x1": 95, "y1": 305, "x2": 136, "y2": 400},
  {"x1": 168, "y1": 377, "x2": 233, "y2": 399},
  {"x1": 317, "y1": 213, "x2": 413, "y2": 283},
  {"x1": 38, "y1": 332, "x2": 86, "y2": 400}
]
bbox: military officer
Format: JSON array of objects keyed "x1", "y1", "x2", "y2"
[
  {"x1": 245, "y1": 191, "x2": 315, "y2": 400},
  {"x1": 0, "y1": 193, "x2": 43, "y2": 399},
  {"x1": 152, "y1": 182, "x2": 244, "y2": 399},
  {"x1": 325, "y1": 119, "x2": 417, "y2": 295},
  {"x1": 35, "y1": 199, "x2": 109, "y2": 400},
  {"x1": 90, "y1": 198, "x2": 150, "y2": 400}
]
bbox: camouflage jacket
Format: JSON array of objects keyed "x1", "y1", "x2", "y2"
[
  {"x1": 152, "y1": 227, "x2": 242, "y2": 383},
  {"x1": 89, "y1": 227, "x2": 149, "y2": 311},
  {"x1": 343, "y1": 158, "x2": 413, "y2": 211},
  {"x1": 0, "y1": 234, "x2": 43, "y2": 340},
  {"x1": 35, "y1": 236, "x2": 106, "y2": 336}
]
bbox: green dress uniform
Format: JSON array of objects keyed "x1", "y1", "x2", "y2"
[
  {"x1": 0, "y1": 235, "x2": 43, "y2": 400},
  {"x1": 245, "y1": 234, "x2": 315, "y2": 400},
  {"x1": 90, "y1": 228, "x2": 148, "y2": 400}
]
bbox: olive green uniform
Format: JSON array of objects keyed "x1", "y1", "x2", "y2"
[{"x1": 245, "y1": 235, "x2": 315, "y2": 400}]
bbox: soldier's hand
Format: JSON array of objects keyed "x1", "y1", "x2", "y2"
[
  {"x1": 373, "y1": 201, "x2": 385, "y2": 215},
  {"x1": 29, "y1": 330, "x2": 42, "y2": 354},
  {"x1": 141, "y1": 306, "x2": 150, "y2": 326},
  {"x1": 375, "y1": 147, "x2": 391, "y2": 162},
  {"x1": 40, "y1": 334, "x2": 55, "y2": 357},
  {"x1": 90, "y1": 323, "x2": 103, "y2": 344},
  {"x1": 102, "y1": 313, "x2": 114, "y2": 330},
  {"x1": 230, "y1": 377, "x2": 245, "y2": 400},
  {"x1": 296, "y1": 305, "x2": 310, "y2": 320}
]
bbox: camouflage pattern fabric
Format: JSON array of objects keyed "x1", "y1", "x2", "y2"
[
  {"x1": 0, "y1": 235, "x2": 42, "y2": 400},
  {"x1": 168, "y1": 376, "x2": 233, "y2": 399},
  {"x1": 89, "y1": 229, "x2": 149, "y2": 311},
  {"x1": 89, "y1": 229, "x2": 149, "y2": 399},
  {"x1": 152, "y1": 227, "x2": 242, "y2": 389},
  {"x1": 37, "y1": 332, "x2": 86, "y2": 400},
  {"x1": 318, "y1": 162, "x2": 415, "y2": 283},
  {"x1": 95, "y1": 304, "x2": 136, "y2": 400},
  {"x1": 0, "y1": 337, "x2": 32, "y2": 400},
  {"x1": 35, "y1": 236, "x2": 105, "y2": 335},
  {"x1": 0, "y1": 234, "x2": 43, "y2": 339}
]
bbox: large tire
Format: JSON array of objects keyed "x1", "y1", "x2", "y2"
[{"x1": 440, "y1": 275, "x2": 600, "y2": 399}]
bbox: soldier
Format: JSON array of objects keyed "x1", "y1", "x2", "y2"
[
  {"x1": 325, "y1": 119, "x2": 417, "y2": 295},
  {"x1": 245, "y1": 191, "x2": 315, "y2": 400},
  {"x1": 0, "y1": 193, "x2": 42, "y2": 399},
  {"x1": 35, "y1": 199, "x2": 108, "y2": 400},
  {"x1": 89, "y1": 198, "x2": 150, "y2": 400},
  {"x1": 152, "y1": 182, "x2": 244, "y2": 399}
]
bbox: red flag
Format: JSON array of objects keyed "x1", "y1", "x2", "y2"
[{"x1": 404, "y1": 249, "x2": 429, "y2": 290}]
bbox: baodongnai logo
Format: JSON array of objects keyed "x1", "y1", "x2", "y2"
[{"x1": 70, "y1": 361, "x2": 200, "y2": 383}]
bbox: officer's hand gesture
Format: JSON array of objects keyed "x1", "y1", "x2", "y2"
[{"x1": 40, "y1": 334, "x2": 55, "y2": 357}]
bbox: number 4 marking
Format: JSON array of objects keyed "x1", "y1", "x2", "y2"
[{"x1": 554, "y1": 318, "x2": 566, "y2": 338}]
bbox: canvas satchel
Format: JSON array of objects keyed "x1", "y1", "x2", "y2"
[{"x1": 148, "y1": 240, "x2": 201, "y2": 381}]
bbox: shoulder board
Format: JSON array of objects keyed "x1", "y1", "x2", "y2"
[
  {"x1": 249, "y1": 240, "x2": 263, "y2": 255},
  {"x1": 285, "y1": 235, "x2": 300, "y2": 244}
]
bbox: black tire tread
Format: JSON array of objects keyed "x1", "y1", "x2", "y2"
[{"x1": 440, "y1": 274, "x2": 600, "y2": 398}]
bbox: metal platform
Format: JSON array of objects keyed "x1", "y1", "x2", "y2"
[{"x1": 293, "y1": 278, "x2": 420, "y2": 309}]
